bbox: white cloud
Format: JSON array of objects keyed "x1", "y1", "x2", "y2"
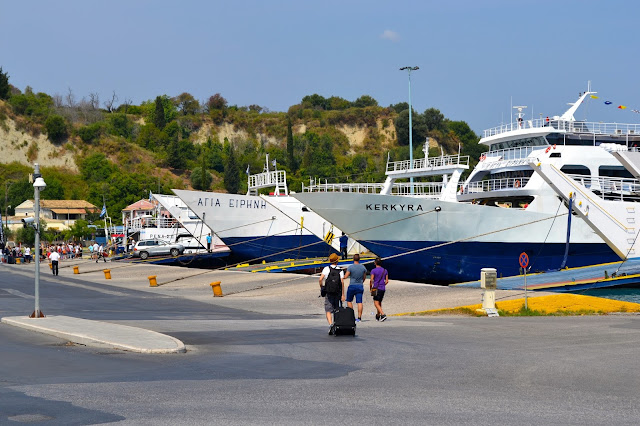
[{"x1": 380, "y1": 30, "x2": 400, "y2": 42}]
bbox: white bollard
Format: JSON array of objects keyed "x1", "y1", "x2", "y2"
[{"x1": 480, "y1": 268, "x2": 498, "y2": 315}]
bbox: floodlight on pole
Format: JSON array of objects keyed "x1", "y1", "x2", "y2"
[
  {"x1": 399, "y1": 66, "x2": 419, "y2": 194},
  {"x1": 31, "y1": 164, "x2": 46, "y2": 318}
]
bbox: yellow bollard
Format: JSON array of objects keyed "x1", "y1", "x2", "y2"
[
  {"x1": 16, "y1": 258, "x2": 21, "y2": 264},
  {"x1": 148, "y1": 275, "x2": 158, "y2": 287},
  {"x1": 103, "y1": 269, "x2": 111, "y2": 279},
  {"x1": 73, "y1": 266, "x2": 79, "y2": 274},
  {"x1": 210, "y1": 281, "x2": 223, "y2": 297}
]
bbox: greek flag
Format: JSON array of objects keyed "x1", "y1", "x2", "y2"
[
  {"x1": 100, "y1": 204, "x2": 107, "y2": 218},
  {"x1": 271, "y1": 159, "x2": 276, "y2": 168},
  {"x1": 245, "y1": 165, "x2": 250, "y2": 175}
]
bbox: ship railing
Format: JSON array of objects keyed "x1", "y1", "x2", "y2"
[
  {"x1": 484, "y1": 119, "x2": 640, "y2": 138},
  {"x1": 301, "y1": 182, "x2": 444, "y2": 197},
  {"x1": 484, "y1": 146, "x2": 546, "y2": 161},
  {"x1": 302, "y1": 182, "x2": 384, "y2": 194},
  {"x1": 566, "y1": 174, "x2": 640, "y2": 201},
  {"x1": 126, "y1": 216, "x2": 178, "y2": 230},
  {"x1": 386, "y1": 154, "x2": 469, "y2": 173},
  {"x1": 462, "y1": 177, "x2": 531, "y2": 194}
]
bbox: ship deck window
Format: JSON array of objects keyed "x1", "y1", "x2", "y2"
[
  {"x1": 599, "y1": 166, "x2": 633, "y2": 178},
  {"x1": 489, "y1": 136, "x2": 546, "y2": 151},
  {"x1": 560, "y1": 165, "x2": 590, "y2": 176}
]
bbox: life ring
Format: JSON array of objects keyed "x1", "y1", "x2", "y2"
[
  {"x1": 514, "y1": 180, "x2": 521, "y2": 188},
  {"x1": 545, "y1": 146, "x2": 551, "y2": 153}
]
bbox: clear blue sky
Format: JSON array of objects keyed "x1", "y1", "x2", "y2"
[{"x1": 2, "y1": 0, "x2": 639, "y2": 134}]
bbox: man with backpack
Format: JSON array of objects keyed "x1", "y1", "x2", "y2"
[{"x1": 319, "y1": 253, "x2": 345, "y2": 334}]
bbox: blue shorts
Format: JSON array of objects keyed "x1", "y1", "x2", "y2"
[{"x1": 346, "y1": 286, "x2": 364, "y2": 304}]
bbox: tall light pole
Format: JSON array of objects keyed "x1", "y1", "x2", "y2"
[
  {"x1": 31, "y1": 163, "x2": 46, "y2": 318},
  {"x1": 400, "y1": 66, "x2": 419, "y2": 194}
]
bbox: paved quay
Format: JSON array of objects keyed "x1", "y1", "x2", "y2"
[{"x1": 1, "y1": 257, "x2": 552, "y2": 352}]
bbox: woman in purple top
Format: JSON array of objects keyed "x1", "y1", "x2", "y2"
[{"x1": 369, "y1": 257, "x2": 389, "y2": 321}]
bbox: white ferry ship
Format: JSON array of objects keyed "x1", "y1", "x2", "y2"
[
  {"x1": 173, "y1": 158, "x2": 344, "y2": 262},
  {"x1": 293, "y1": 88, "x2": 640, "y2": 283}
]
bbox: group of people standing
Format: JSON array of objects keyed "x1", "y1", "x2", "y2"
[{"x1": 319, "y1": 252, "x2": 389, "y2": 334}]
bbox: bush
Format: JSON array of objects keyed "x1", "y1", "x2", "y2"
[
  {"x1": 44, "y1": 114, "x2": 68, "y2": 142},
  {"x1": 77, "y1": 122, "x2": 103, "y2": 144}
]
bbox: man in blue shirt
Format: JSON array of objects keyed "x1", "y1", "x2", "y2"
[
  {"x1": 343, "y1": 254, "x2": 367, "y2": 322},
  {"x1": 339, "y1": 232, "x2": 348, "y2": 260},
  {"x1": 206, "y1": 233, "x2": 212, "y2": 252}
]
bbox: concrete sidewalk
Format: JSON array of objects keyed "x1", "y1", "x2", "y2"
[{"x1": 1, "y1": 315, "x2": 186, "y2": 354}]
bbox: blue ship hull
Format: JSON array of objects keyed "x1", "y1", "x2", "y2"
[
  {"x1": 223, "y1": 235, "x2": 339, "y2": 263},
  {"x1": 363, "y1": 240, "x2": 620, "y2": 284}
]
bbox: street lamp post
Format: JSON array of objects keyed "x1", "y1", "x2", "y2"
[
  {"x1": 400, "y1": 66, "x2": 419, "y2": 194},
  {"x1": 31, "y1": 163, "x2": 46, "y2": 318},
  {"x1": 4, "y1": 180, "x2": 13, "y2": 233}
]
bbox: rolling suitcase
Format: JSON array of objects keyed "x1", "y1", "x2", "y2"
[{"x1": 332, "y1": 302, "x2": 356, "y2": 336}]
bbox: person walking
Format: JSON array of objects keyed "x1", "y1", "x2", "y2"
[
  {"x1": 24, "y1": 246, "x2": 31, "y2": 263},
  {"x1": 343, "y1": 253, "x2": 367, "y2": 322},
  {"x1": 49, "y1": 249, "x2": 60, "y2": 276},
  {"x1": 370, "y1": 257, "x2": 389, "y2": 321},
  {"x1": 319, "y1": 253, "x2": 345, "y2": 335},
  {"x1": 97, "y1": 244, "x2": 106, "y2": 263},
  {"x1": 339, "y1": 232, "x2": 348, "y2": 260},
  {"x1": 206, "y1": 233, "x2": 212, "y2": 252}
]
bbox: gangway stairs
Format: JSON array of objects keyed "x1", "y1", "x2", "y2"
[{"x1": 529, "y1": 160, "x2": 640, "y2": 260}]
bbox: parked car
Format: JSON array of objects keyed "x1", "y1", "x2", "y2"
[{"x1": 131, "y1": 239, "x2": 185, "y2": 260}]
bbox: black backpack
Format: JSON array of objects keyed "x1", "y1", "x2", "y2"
[{"x1": 325, "y1": 266, "x2": 342, "y2": 295}]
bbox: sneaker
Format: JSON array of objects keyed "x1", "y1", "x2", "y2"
[
  {"x1": 356, "y1": 318, "x2": 361, "y2": 323},
  {"x1": 375, "y1": 314, "x2": 380, "y2": 321},
  {"x1": 380, "y1": 315, "x2": 387, "y2": 322},
  {"x1": 328, "y1": 326, "x2": 334, "y2": 335}
]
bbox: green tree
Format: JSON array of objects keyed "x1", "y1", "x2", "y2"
[
  {"x1": 154, "y1": 96, "x2": 166, "y2": 129},
  {"x1": 66, "y1": 219, "x2": 92, "y2": 241},
  {"x1": 207, "y1": 93, "x2": 227, "y2": 111},
  {"x1": 44, "y1": 115, "x2": 68, "y2": 142},
  {"x1": 424, "y1": 108, "x2": 446, "y2": 132},
  {"x1": 190, "y1": 167, "x2": 212, "y2": 190},
  {"x1": 301, "y1": 94, "x2": 328, "y2": 110},
  {"x1": 109, "y1": 113, "x2": 131, "y2": 138},
  {"x1": 41, "y1": 177, "x2": 64, "y2": 200},
  {"x1": 0, "y1": 66, "x2": 9, "y2": 100},
  {"x1": 175, "y1": 92, "x2": 200, "y2": 115},
  {"x1": 390, "y1": 102, "x2": 409, "y2": 113},
  {"x1": 79, "y1": 153, "x2": 115, "y2": 182},
  {"x1": 353, "y1": 95, "x2": 378, "y2": 108},
  {"x1": 204, "y1": 137, "x2": 225, "y2": 172},
  {"x1": 394, "y1": 109, "x2": 427, "y2": 146},
  {"x1": 301, "y1": 132, "x2": 336, "y2": 178},
  {"x1": 286, "y1": 117, "x2": 296, "y2": 171},
  {"x1": 136, "y1": 123, "x2": 168, "y2": 150},
  {"x1": 224, "y1": 144, "x2": 240, "y2": 194}
]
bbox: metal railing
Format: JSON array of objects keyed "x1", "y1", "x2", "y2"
[
  {"x1": 302, "y1": 182, "x2": 444, "y2": 198},
  {"x1": 126, "y1": 216, "x2": 178, "y2": 230},
  {"x1": 484, "y1": 146, "x2": 546, "y2": 161},
  {"x1": 462, "y1": 177, "x2": 531, "y2": 194},
  {"x1": 248, "y1": 170, "x2": 288, "y2": 192},
  {"x1": 484, "y1": 119, "x2": 640, "y2": 138},
  {"x1": 566, "y1": 174, "x2": 640, "y2": 201},
  {"x1": 386, "y1": 154, "x2": 469, "y2": 173}
]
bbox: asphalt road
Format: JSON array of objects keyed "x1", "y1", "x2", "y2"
[{"x1": 1, "y1": 267, "x2": 640, "y2": 425}]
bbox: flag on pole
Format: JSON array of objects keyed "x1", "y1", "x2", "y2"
[
  {"x1": 100, "y1": 204, "x2": 107, "y2": 218},
  {"x1": 272, "y1": 159, "x2": 277, "y2": 168},
  {"x1": 245, "y1": 165, "x2": 250, "y2": 175},
  {"x1": 618, "y1": 105, "x2": 627, "y2": 110},
  {"x1": 149, "y1": 191, "x2": 152, "y2": 202},
  {"x1": 590, "y1": 95, "x2": 599, "y2": 99}
]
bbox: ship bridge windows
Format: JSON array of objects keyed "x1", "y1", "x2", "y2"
[
  {"x1": 489, "y1": 136, "x2": 547, "y2": 151},
  {"x1": 560, "y1": 165, "x2": 590, "y2": 176},
  {"x1": 599, "y1": 166, "x2": 633, "y2": 179}
]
